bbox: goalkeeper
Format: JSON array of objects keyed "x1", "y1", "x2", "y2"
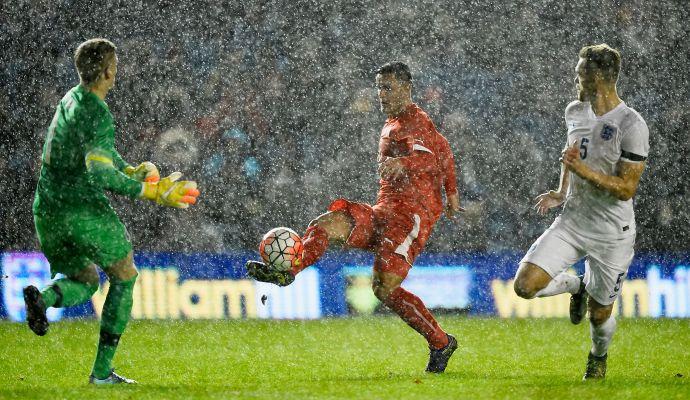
[{"x1": 24, "y1": 38, "x2": 199, "y2": 385}]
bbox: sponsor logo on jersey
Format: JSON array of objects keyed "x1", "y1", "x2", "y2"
[{"x1": 600, "y1": 124, "x2": 616, "y2": 140}]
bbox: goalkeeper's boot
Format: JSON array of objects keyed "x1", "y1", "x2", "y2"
[
  {"x1": 23, "y1": 285, "x2": 48, "y2": 336},
  {"x1": 425, "y1": 334, "x2": 458, "y2": 373},
  {"x1": 89, "y1": 369, "x2": 137, "y2": 385},
  {"x1": 245, "y1": 261, "x2": 295, "y2": 287},
  {"x1": 569, "y1": 275, "x2": 587, "y2": 325},
  {"x1": 582, "y1": 352, "x2": 607, "y2": 380}
]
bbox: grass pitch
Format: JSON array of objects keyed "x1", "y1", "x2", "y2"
[{"x1": 1, "y1": 317, "x2": 688, "y2": 399}]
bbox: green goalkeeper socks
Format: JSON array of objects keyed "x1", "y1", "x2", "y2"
[
  {"x1": 92, "y1": 332, "x2": 120, "y2": 379},
  {"x1": 92, "y1": 274, "x2": 137, "y2": 379},
  {"x1": 100, "y1": 274, "x2": 137, "y2": 334},
  {"x1": 40, "y1": 287, "x2": 58, "y2": 308},
  {"x1": 40, "y1": 278, "x2": 99, "y2": 308}
]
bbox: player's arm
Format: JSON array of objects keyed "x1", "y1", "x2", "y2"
[
  {"x1": 87, "y1": 152, "x2": 198, "y2": 207},
  {"x1": 438, "y1": 135, "x2": 464, "y2": 217},
  {"x1": 534, "y1": 145, "x2": 570, "y2": 215},
  {"x1": 111, "y1": 150, "x2": 130, "y2": 172},
  {"x1": 378, "y1": 132, "x2": 437, "y2": 180},
  {"x1": 88, "y1": 149, "x2": 159, "y2": 190},
  {"x1": 85, "y1": 109, "x2": 198, "y2": 207},
  {"x1": 122, "y1": 157, "x2": 160, "y2": 183},
  {"x1": 109, "y1": 144, "x2": 160, "y2": 182},
  {"x1": 398, "y1": 138, "x2": 438, "y2": 174},
  {"x1": 85, "y1": 148, "x2": 144, "y2": 197},
  {"x1": 563, "y1": 119, "x2": 649, "y2": 201},
  {"x1": 555, "y1": 159, "x2": 570, "y2": 195},
  {"x1": 378, "y1": 150, "x2": 436, "y2": 180},
  {"x1": 562, "y1": 143, "x2": 645, "y2": 201},
  {"x1": 534, "y1": 100, "x2": 577, "y2": 216}
]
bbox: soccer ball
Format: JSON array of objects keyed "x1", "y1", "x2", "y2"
[{"x1": 259, "y1": 227, "x2": 303, "y2": 272}]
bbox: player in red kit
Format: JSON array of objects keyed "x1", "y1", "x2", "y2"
[{"x1": 247, "y1": 61, "x2": 463, "y2": 373}]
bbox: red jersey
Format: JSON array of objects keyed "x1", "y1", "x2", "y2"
[{"x1": 376, "y1": 103, "x2": 458, "y2": 221}]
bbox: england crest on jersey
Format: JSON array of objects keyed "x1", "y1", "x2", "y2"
[{"x1": 601, "y1": 124, "x2": 616, "y2": 141}]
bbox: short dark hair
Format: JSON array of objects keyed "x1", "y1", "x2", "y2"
[
  {"x1": 578, "y1": 44, "x2": 621, "y2": 82},
  {"x1": 376, "y1": 61, "x2": 412, "y2": 83},
  {"x1": 74, "y1": 38, "x2": 117, "y2": 87}
]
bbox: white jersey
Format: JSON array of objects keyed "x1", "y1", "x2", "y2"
[{"x1": 559, "y1": 100, "x2": 649, "y2": 240}]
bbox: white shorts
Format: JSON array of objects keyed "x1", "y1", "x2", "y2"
[{"x1": 520, "y1": 217, "x2": 635, "y2": 306}]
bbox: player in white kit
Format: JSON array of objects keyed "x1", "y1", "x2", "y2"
[{"x1": 513, "y1": 44, "x2": 649, "y2": 380}]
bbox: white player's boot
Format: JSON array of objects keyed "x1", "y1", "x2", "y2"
[{"x1": 89, "y1": 369, "x2": 136, "y2": 385}]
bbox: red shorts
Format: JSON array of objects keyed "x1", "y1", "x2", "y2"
[{"x1": 328, "y1": 198, "x2": 435, "y2": 278}]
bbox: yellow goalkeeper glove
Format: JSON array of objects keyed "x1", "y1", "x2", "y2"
[
  {"x1": 141, "y1": 172, "x2": 200, "y2": 208},
  {"x1": 125, "y1": 162, "x2": 160, "y2": 183}
]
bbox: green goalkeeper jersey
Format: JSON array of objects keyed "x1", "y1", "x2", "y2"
[{"x1": 33, "y1": 85, "x2": 142, "y2": 214}]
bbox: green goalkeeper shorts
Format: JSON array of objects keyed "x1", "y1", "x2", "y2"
[{"x1": 34, "y1": 206, "x2": 132, "y2": 278}]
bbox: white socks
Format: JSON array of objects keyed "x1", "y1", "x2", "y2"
[
  {"x1": 590, "y1": 316, "x2": 616, "y2": 357},
  {"x1": 534, "y1": 272, "x2": 581, "y2": 298}
]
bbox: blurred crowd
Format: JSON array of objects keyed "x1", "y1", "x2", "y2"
[{"x1": 1, "y1": 0, "x2": 688, "y2": 254}]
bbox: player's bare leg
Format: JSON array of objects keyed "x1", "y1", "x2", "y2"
[
  {"x1": 247, "y1": 211, "x2": 353, "y2": 286},
  {"x1": 372, "y1": 266, "x2": 457, "y2": 373},
  {"x1": 583, "y1": 297, "x2": 615, "y2": 380},
  {"x1": 89, "y1": 252, "x2": 138, "y2": 385},
  {"x1": 514, "y1": 262, "x2": 584, "y2": 322},
  {"x1": 513, "y1": 262, "x2": 552, "y2": 299}
]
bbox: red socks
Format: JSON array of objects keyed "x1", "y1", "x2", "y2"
[
  {"x1": 292, "y1": 225, "x2": 448, "y2": 349},
  {"x1": 291, "y1": 225, "x2": 329, "y2": 275},
  {"x1": 384, "y1": 287, "x2": 449, "y2": 349}
]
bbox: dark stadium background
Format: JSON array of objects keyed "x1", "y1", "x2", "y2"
[
  {"x1": 1, "y1": 0, "x2": 688, "y2": 254},
  {"x1": 2, "y1": 2, "x2": 690, "y2": 398}
]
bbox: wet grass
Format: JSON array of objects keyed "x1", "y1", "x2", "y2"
[{"x1": 1, "y1": 317, "x2": 689, "y2": 399}]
